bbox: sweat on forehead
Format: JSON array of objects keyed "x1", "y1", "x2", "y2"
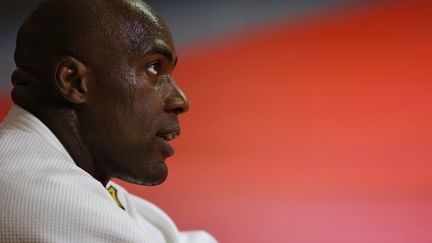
[{"x1": 14, "y1": 0, "x2": 168, "y2": 70}]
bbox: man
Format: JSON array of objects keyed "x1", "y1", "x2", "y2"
[{"x1": 0, "y1": 0, "x2": 216, "y2": 242}]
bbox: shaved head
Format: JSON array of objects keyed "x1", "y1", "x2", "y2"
[{"x1": 13, "y1": 0, "x2": 170, "y2": 88}]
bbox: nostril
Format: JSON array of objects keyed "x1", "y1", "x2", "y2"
[
  {"x1": 164, "y1": 90, "x2": 190, "y2": 114},
  {"x1": 181, "y1": 98, "x2": 190, "y2": 113},
  {"x1": 164, "y1": 97, "x2": 189, "y2": 114},
  {"x1": 172, "y1": 107, "x2": 185, "y2": 115}
]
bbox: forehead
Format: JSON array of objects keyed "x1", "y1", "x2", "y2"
[
  {"x1": 125, "y1": 32, "x2": 176, "y2": 65},
  {"x1": 109, "y1": 0, "x2": 169, "y2": 38},
  {"x1": 127, "y1": 1, "x2": 162, "y2": 31},
  {"x1": 114, "y1": 6, "x2": 176, "y2": 58}
]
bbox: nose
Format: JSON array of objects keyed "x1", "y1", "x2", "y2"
[{"x1": 164, "y1": 79, "x2": 190, "y2": 114}]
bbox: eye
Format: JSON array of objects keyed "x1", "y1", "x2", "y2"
[{"x1": 146, "y1": 61, "x2": 161, "y2": 76}]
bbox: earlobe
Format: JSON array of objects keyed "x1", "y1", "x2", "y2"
[{"x1": 55, "y1": 56, "x2": 90, "y2": 104}]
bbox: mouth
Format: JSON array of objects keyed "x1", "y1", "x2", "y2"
[
  {"x1": 156, "y1": 128, "x2": 180, "y2": 158},
  {"x1": 156, "y1": 130, "x2": 179, "y2": 141}
]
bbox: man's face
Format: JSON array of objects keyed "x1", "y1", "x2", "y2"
[{"x1": 79, "y1": 21, "x2": 189, "y2": 185}]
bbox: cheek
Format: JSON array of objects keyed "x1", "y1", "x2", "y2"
[
  {"x1": 94, "y1": 69, "x2": 167, "y2": 141},
  {"x1": 84, "y1": 84, "x2": 135, "y2": 142},
  {"x1": 126, "y1": 98, "x2": 161, "y2": 140},
  {"x1": 130, "y1": 82, "x2": 166, "y2": 118}
]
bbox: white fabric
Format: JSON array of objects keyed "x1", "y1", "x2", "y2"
[{"x1": 0, "y1": 105, "x2": 217, "y2": 243}]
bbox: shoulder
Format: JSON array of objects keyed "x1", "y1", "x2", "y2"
[
  {"x1": 0, "y1": 130, "x2": 155, "y2": 242},
  {"x1": 0, "y1": 128, "x2": 70, "y2": 168}
]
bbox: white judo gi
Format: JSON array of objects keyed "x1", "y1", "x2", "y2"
[{"x1": 0, "y1": 105, "x2": 216, "y2": 243}]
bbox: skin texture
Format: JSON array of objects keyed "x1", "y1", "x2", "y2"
[{"x1": 11, "y1": 0, "x2": 189, "y2": 186}]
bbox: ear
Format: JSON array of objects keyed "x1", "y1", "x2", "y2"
[{"x1": 54, "y1": 56, "x2": 91, "y2": 104}]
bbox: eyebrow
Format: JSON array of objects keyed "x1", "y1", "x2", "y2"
[{"x1": 144, "y1": 44, "x2": 177, "y2": 66}]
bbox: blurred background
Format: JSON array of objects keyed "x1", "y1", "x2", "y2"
[{"x1": 1, "y1": 1, "x2": 432, "y2": 242}]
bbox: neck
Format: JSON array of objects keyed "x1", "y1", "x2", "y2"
[{"x1": 17, "y1": 102, "x2": 110, "y2": 185}]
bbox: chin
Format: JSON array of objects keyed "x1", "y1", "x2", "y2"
[{"x1": 113, "y1": 161, "x2": 168, "y2": 186}]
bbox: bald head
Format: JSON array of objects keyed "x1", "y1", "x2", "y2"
[{"x1": 14, "y1": 0, "x2": 170, "y2": 85}]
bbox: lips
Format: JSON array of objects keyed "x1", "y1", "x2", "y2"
[
  {"x1": 156, "y1": 127, "x2": 180, "y2": 158},
  {"x1": 156, "y1": 130, "x2": 179, "y2": 141}
]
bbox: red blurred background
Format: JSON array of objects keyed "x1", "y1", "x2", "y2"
[{"x1": 1, "y1": 1, "x2": 432, "y2": 242}]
